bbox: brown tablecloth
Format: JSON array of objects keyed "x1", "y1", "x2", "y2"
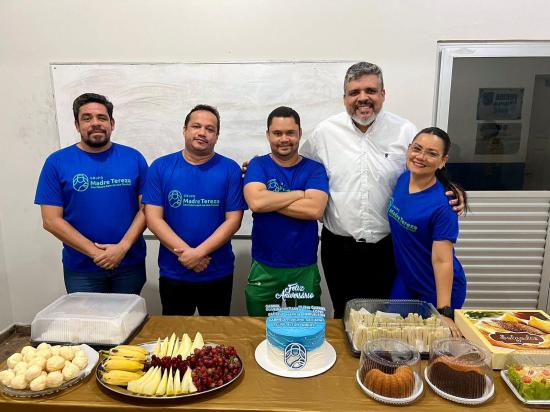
[{"x1": 0, "y1": 316, "x2": 539, "y2": 411}]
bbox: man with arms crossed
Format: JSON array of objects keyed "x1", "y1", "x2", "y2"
[
  {"x1": 143, "y1": 105, "x2": 246, "y2": 316},
  {"x1": 244, "y1": 106, "x2": 329, "y2": 316},
  {"x1": 35, "y1": 93, "x2": 148, "y2": 293},
  {"x1": 301, "y1": 62, "x2": 463, "y2": 318}
]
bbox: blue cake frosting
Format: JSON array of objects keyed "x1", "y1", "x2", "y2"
[{"x1": 266, "y1": 308, "x2": 325, "y2": 351}]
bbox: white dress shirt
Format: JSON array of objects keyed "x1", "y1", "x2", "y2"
[{"x1": 301, "y1": 110, "x2": 417, "y2": 242}]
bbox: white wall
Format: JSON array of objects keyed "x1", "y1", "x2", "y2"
[
  {"x1": 1, "y1": 0, "x2": 550, "y2": 326},
  {"x1": 0, "y1": 217, "x2": 14, "y2": 332}
]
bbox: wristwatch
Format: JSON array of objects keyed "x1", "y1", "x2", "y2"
[{"x1": 437, "y1": 306, "x2": 454, "y2": 320}]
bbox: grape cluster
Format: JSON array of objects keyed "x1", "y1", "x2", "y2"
[
  {"x1": 190, "y1": 345, "x2": 242, "y2": 391},
  {"x1": 148, "y1": 353, "x2": 189, "y2": 375},
  {"x1": 147, "y1": 345, "x2": 242, "y2": 392}
]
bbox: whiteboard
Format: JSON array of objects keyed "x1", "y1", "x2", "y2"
[{"x1": 51, "y1": 62, "x2": 352, "y2": 234}]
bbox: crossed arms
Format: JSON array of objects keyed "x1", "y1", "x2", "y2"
[{"x1": 244, "y1": 182, "x2": 328, "y2": 221}]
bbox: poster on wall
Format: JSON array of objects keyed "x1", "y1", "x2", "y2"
[
  {"x1": 476, "y1": 88, "x2": 524, "y2": 120},
  {"x1": 474, "y1": 122, "x2": 522, "y2": 155}
]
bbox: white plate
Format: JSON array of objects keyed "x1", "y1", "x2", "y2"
[
  {"x1": 355, "y1": 368, "x2": 423, "y2": 405},
  {"x1": 424, "y1": 366, "x2": 494, "y2": 405},
  {"x1": 96, "y1": 341, "x2": 243, "y2": 399},
  {"x1": 501, "y1": 369, "x2": 550, "y2": 406},
  {"x1": 0, "y1": 344, "x2": 99, "y2": 398},
  {"x1": 254, "y1": 340, "x2": 336, "y2": 378}
]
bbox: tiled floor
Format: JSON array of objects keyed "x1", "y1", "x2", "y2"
[{"x1": 0, "y1": 327, "x2": 31, "y2": 364}]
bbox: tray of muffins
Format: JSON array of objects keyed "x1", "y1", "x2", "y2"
[{"x1": 344, "y1": 299, "x2": 453, "y2": 358}]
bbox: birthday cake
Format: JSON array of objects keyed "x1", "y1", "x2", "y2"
[{"x1": 266, "y1": 307, "x2": 326, "y2": 370}]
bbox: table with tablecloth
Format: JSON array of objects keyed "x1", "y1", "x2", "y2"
[{"x1": 0, "y1": 316, "x2": 538, "y2": 411}]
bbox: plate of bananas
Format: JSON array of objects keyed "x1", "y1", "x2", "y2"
[
  {"x1": 96, "y1": 332, "x2": 243, "y2": 400},
  {"x1": 0, "y1": 343, "x2": 99, "y2": 397}
]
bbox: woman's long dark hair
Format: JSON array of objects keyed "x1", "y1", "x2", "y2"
[{"x1": 413, "y1": 127, "x2": 469, "y2": 213}]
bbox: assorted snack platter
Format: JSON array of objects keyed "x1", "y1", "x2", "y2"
[
  {"x1": 454, "y1": 309, "x2": 550, "y2": 369},
  {"x1": 499, "y1": 349, "x2": 550, "y2": 406},
  {"x1": 344, "y1": 299, "x2": 452, "y2": 357},
  {"x1": 0, "y1": 343, "x2": 99, "y2": 397},
  {"x1": 96, "y1": 332, "x2": 243, "y2": 399}
]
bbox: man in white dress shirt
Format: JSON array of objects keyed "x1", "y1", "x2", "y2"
[{"x1": 301, "y1": 62, "x2": 419, "y2": 318}]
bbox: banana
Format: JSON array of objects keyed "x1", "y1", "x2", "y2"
[
  {"x1": 102, "y1": 370, "x2": 144, "y2": 386},
  {"x1": 114, "y1": 345, "x2": 148, "y2": 355},
  {"x1": 107, "y1": 352, "x2": 147, "y2": 362},
  {"x1": 110, "y1": 345, "x2": 148, "y2": 357},
  {"x1": 104, "y1": 358, "x2": 145, "y2": 372}
]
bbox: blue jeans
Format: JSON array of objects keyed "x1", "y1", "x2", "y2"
[{"x1": 63, "y1": 262, "x2": 146, "y2": 294}]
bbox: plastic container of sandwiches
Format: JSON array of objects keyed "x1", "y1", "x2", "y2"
[
  {"x1": 344, "y1": 299, "x2": 453, "y2": 358},
  {"x1": 31, "y1": 292, "x2": 147, "y2": 349}
]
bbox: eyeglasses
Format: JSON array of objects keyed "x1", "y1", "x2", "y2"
[{"x1": 409, "y1": 144, "x2": 442, "y2": 160}]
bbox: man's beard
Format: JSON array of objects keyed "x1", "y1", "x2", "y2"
[
  {"x1": 83, "y1": 131, "x2": 110, "y2": 147},
  {"x1": 351, "y1": 113, "x2": 376, "y2": 127}
]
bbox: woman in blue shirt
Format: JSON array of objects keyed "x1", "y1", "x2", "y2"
[{"x1": 387, "y1": 127, "x2": 468, "y2": 317}]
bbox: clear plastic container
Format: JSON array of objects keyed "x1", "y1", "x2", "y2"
[
  {"x1": 31, "y1": 293, "x2": 147, "y2": 347},
  {"x1": 344, "y1": 299, "x2": 451, "y2": 356},
  {"x1": 356, "y1": 338, "x2": 422, "y2": 404},
  {"x1": 426, "y1": 337, "x2": 494, "y2": 404},
  {"x1": 501, "y1": 350, "x2": 550, "y2": 405}
]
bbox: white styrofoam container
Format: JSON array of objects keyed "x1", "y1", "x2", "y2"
[{"x1": 31, "y1": 293, "x2": 147, "y2": 346}]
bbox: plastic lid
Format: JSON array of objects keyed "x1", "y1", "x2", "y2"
[
  {"x1": 427, "y1": 337, "x2": 492, "y2": 400},
  {"x1": 359, "y1": 338, "x2": 420, "y2": 400},
  {"x1": 362, "y1": 338, "x2": 420, "y2": 370}
]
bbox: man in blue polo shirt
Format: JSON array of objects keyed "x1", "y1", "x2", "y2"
[
  {"x1": 142, "y1": 104, "x2": 246, "y2": 316},
  {"x1": 244, "y1": 106, "x2": 329, "y2": 316},
  {"x1": 35, "y1": 93, "x2": 148, "y2": 294}
]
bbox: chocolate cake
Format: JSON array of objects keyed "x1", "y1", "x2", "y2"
[{"x1": 428, "y1": 356, "x2": 486, "y2": 398}]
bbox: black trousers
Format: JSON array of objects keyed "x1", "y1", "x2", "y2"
[
  {"x1": 320, "y1": 227, "x2": 397, "y2": 319},
  {"x1": 159, "y1": 275, "x2": 233, "y2": 316}
]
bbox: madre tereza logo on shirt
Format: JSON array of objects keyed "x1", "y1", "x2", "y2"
[
  {"x1": 72, "y1": 174, "x2": 131, "y2": 192},
  {"x1": 266, "y1": 179, "x2": 289, "y2": 192},
  {"x1": 387, "y1": 197, "x2": 418, "y2": 232},
  {"x1": 167, "y1": 191, "x2": 220, "y2": 209}
]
